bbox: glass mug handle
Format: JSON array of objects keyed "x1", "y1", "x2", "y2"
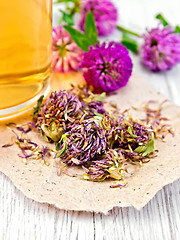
[{"x1": 0, "y1": 0, "x2": 52, "y2": 120}]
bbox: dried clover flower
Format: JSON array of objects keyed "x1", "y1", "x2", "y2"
[
  {"x1": 139, "y1": 26, "x2": 180, "y2": 71},
  {"x1": 80, "y1": 42, "x2": 133, "y2": 93},
  {"x1": 83, "y1": 150, "x2": 125, "y2": 181},
  {"x1": 106, "y1": 116, "x2": 153, "y2": 154},
  {"x1": 79, "y1": 0, "x2": 118, "y2": 36},
  {"x1": 52, "y1": 26, "x2": 83, "y2": 73},
  {"x1": 82, "y1": 112, "x2": 155, "y2": 182},
  {"x1": 56, "y1": 117, "x2": 107, "y2": 165},
  {"x1": 35, "y1": 90, "x2": 83, "y2": 142}
]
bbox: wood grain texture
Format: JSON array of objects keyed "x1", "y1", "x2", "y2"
[{"x1": 1, "y1": 0, "x2": 180, "y2": 239}]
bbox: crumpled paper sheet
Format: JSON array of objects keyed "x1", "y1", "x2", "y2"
[{"x1": 0, "y1": 73, "x2": 180, "y2": 214}]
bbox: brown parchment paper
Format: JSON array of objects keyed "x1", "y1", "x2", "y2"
[{"x1": 0, "y1": 73, "x2": 180, "y2": 214}]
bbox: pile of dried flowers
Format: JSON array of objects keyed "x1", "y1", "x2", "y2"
[{"x1": 5, "y1": 86, "x2": 174, "y2": 185}]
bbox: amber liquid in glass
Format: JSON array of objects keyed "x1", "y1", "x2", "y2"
[{"x1": 0, "y1": 0, "x2": 52, "y2": 117}]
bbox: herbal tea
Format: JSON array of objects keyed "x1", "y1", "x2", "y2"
[{"x1": 0, "y1": 0, "x2": 52, "y2": 115}]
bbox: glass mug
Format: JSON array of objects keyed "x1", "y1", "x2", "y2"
[{"x1": 0, "y1": 0, "x2": 52, "y2": 119}]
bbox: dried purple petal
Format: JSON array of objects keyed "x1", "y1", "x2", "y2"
[
  {"x1": 110, "y1": 183, "x2": 126, "y2": 188},
  {"x1": 2, "y1": 143, "x2": 13, "y2": 148},
  {"x1": 7, "y1": 122, "x2": 33, "y2": 133},
  {"x1": 141, "y1": 100, "x2": 174, "y2": 140}
]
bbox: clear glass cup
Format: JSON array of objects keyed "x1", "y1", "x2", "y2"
[{"x1": 0, "y1": 0, "x2": 52, "y2": 119}]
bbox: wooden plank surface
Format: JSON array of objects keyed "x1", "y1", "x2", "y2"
[{"x1": 1, "y1": 0, "x2": 180, "y2": 239}]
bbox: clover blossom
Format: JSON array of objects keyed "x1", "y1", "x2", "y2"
[
  {"x1": 52, "y1": 26, "x2": 83, "y2": 73},
  {"x1": 80, "y1": 42, "x2": 133, "y2": 93},
  {"x1": 139, "y1": 26, "x2": 180, "y2": 71},
  {"x1": 79, "y1": 0, "x2": 118, "y2": 36}
]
